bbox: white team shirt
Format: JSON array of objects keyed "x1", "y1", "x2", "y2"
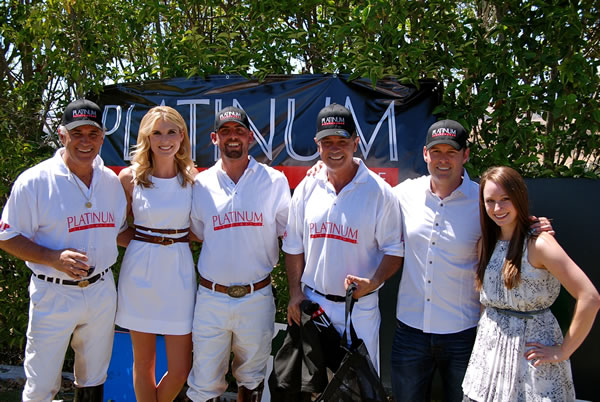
[
  {"x1": 191, "y1": 157, "x2": 291, "y2": 285},
  {"x1": 394, "y1": 170, "x2": 480, "y2": 334},
  {"x1": 283, "y1": 158, "x2": 404, "y2": 296},
  {"x1": 0, "y1": 149, "x2": 127, "y2": 279}
]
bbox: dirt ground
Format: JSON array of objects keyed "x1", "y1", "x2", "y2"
[{"x1": 0, "y1": 378, "x2": 75, "y2": 401}]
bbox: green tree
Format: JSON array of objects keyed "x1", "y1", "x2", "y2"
[{"x1": 1, "y1": 0, "x2": 599, "y2": 362}]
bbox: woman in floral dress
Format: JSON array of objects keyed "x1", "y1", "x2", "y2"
[{"x1": 462, "y1": 166, "x2": 600, "y2": 402}]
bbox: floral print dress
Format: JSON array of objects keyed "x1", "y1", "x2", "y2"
[{"x1": 462, "y1": 240, "x2": 575, "y2": 402}]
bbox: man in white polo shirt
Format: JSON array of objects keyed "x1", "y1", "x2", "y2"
[
  {"x1": 284, "y1": 103, "x2": 404, "y2": 372},
  {"x1": 0, "y1": 99, "x2": 127, "y2": 402},
  {"x1": 188, "y1": 106, "x2": 291, "y2": 402}
]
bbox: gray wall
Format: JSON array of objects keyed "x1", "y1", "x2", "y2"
[{"x1": 379, "y1": 178, "x2": 600, "y2": 401}]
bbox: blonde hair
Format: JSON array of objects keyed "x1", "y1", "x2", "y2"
[{"x1": 131, "y1": 106, "x2": 195, "y2": 187}]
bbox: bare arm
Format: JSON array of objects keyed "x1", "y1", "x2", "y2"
[
  {"x1": 345, "y1": 255, "x2": 404, "y2": 299},
  {"x1": 117, "y1": 226, "x2": 135, "y2": 247},
  {"x1": 476, "y1": 238, "x2": 485, "y2": 315},
  {"x1": 525, "y1": 233, "x2": 600, "y2": 366},
  {"x1": 285, "y1": 252, "x2": 306, "y2": 326},
  {"x1": 0, "y1": 235, "x2": 89, "y2": 279},
  {"x1": 117, "y1": 168, "x2": 135, "y2": 248},
  {"x1": 189, "y1": 231, "x2": 201, "y2": 243}
]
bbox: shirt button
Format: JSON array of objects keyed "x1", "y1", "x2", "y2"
[
  {"x1": 440, "y1": 203, "x2": 444, "y2": 207},
  {"x1": 427, "y1": 298, "x2": 430, "y2": 302},
  {"x1": 435, "y1": 223, "x2": 439, "y2": 226},
  {"x1": 432, "y1": 241, "x2": 436, "y2": 245},
  {"x1": 428, "y1": 280, "x2": 431, "y2": 283},
  {"x1": 429, "y1": 261, "x2": 432, "y2": 264}
]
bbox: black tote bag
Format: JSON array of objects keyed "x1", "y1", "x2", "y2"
[{"x1": 315, "y1": 283, "x2": 388, "y2": 402}]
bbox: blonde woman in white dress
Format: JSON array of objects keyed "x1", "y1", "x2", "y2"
[{"x1": 116, "y1": 106, "x2": 197, "y2": 402}]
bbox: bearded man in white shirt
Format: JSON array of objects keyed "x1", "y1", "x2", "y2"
[{"x1": 187, "y1": 106, "x2": 291, "y2": 402}]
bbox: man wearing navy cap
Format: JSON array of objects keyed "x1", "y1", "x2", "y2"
[
  {"x1": 188, "y1": 106, "x2": 291, "y2": 402},
  {"x1": 390, "y1": 119, "x2": 553, "y2": 401},
  {"x1": 283, "y1": 103, "x2": 404, "y2": 372},
  {"x1": 0, "y1": 99, "x2": 126, "y2": 401},
  {"x1": 390, "y1": 119, "x2": 478, "y2": 402}
]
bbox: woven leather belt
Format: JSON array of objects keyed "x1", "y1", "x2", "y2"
[
  {"x1": 34, "y1": 268, "x2": 110, "y2": 288},
  {"x1": 199, "y1": 275, "x2": 271, "y2": 298},
  {"x1": 134, "y1": 230, "x2": 189, "y2": 246}
]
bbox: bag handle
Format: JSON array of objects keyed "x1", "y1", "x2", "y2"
[{"x1": 341, "y1": 282, "x2": 359, "y2": 347}]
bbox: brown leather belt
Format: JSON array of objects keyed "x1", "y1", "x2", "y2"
[
  {"x1": 199, "y1": 275, "x2": 271, "y2": 298},
  {"x1": 134, "y1": 230, "x2": 189, "y2": 246},
  {"x1": 134, "y1": 225, "x2": 190, "y2": 234}
]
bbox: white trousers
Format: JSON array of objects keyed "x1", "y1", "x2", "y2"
[
  {"x1": 22, "y1": 273, "x2": 117, "y2": 402},
  {"x1": 305, "y1": 287, "x2": 381, "y2": 373},
  {"x1": 187, "y1": 284, "x2": 275, "y2": 401}
]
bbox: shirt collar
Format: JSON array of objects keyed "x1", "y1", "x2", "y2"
[
  {"x1": 215, "y1": 155, "x2": 257, "y2": 176},
  {"x1": 427, "y1": 168, "x2": 475, "y2": 200},
  {"x1": 316, "y1": 157, "x2": 369, "y2": 186},
  {"x1": 52, "y1": 148, "x2": 104, "y2": 178},
  {"x1": 454, "y1": 169, "x2": 476, "y2": 198}
]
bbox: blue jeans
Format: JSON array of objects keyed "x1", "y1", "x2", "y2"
[{"x1": 390, "y1": 320, "x2": 476, "y2": 402}]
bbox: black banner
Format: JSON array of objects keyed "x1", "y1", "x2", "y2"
[{"x1": 97, "y1": 75, "x2": 441, "y2": 187}]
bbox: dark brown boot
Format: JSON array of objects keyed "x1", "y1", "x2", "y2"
[
  {"x1": 237, "y1": 380, "x2": 264, "y2": 402},
  {"x1": 73, "y1": 384, "x2": 103, "y2": 402}
]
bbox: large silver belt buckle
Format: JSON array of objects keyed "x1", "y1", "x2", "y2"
[
  {"x1": 227, "y1": 285, "x2": 248, "y2": 298},
  {"x1": 78, "y1": 280, "x2": 90, "y2": 288}
]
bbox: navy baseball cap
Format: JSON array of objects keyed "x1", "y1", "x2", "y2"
[
  {"x1": 425, "y1": 120, "x2": 468, "y2": 150},
  {"x1": 215, "y1": 106, "x2": 250, "y2": 131},
  {"x1": 315, "y1": 104, "x2": 356, "y2": 141},
  {"x1": 61, "y1": 99, "x2": 104, "y2": 130}
]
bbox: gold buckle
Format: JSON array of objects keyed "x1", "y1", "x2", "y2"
[
  {"x1": 160, "y1": 237, "x2": 175, "y2": 245},
  {"x1": 78, "y1": 280, "x2": 90, "y2": 288},
  {"x1": 227, "y1": 285, "x2": 248, "y2": 298}
]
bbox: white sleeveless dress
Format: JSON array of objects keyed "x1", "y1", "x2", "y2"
[
  {"x1": 116, "y1": 175, "x2": 196, "y2": 335},
  {"x1": 462, "y1": 240, "x2": 575, "y2": 401}
]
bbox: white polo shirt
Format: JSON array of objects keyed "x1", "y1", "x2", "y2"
[
  {"x1": 190, "y1": 157, "x2": 290, "y2": 285},
  {"x1": 394, "y1": 170, "x2": 480, "y2": 334},
  {"x1": 283, "y1": 158, "x2": 404, "y2": 296},
  {"x1": 0, "y1": 149, "x2": 127, "y2": 279}
]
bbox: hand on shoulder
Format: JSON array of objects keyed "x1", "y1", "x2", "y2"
[{"x1": 306, "y1": 160, "x2": 325, "y2": 177}]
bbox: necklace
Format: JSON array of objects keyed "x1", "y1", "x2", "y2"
[{"x1": 70, "y1": 171, "x2": 94, "y2": 208}]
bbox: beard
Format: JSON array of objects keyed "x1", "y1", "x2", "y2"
[
  {"x1": 222, "y1": 148, "x2": 243, "y2": 159},
  {"x1": 221, "y1": 140, "x2": 245, "y2": 159}
]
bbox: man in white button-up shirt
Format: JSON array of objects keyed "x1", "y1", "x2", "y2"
[
  {"x1": 390, "y1": 120, "x2": 554, "y2": 402},
  {"x1": 391, "y1": 120, "x2": 479, "y2": 402}
]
